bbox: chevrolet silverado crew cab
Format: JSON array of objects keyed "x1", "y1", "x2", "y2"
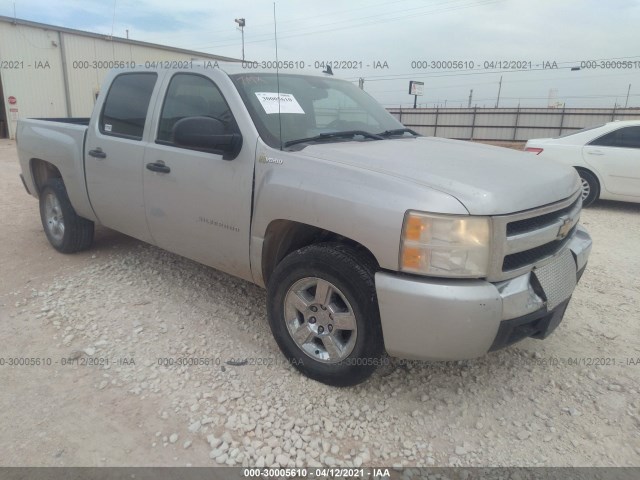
[{"x1": 16, "y1": 67, "x2": 592, "y2": 386}]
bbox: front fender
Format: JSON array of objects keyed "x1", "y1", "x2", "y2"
[{"x1": 249, "y1": 145, "x2": 467, "y2": 285}]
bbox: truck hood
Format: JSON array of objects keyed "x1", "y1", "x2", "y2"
[{"x1": 298, "y1": 136, "x2": 579, "y2": 215}]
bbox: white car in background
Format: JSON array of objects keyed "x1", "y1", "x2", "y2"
[{"x1": 525, "y1": 120, "x2": 640, "y2": 206}]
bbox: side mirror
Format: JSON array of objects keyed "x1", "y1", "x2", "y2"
[{"x1": 173, "y1": 116, "x2": 242, "y2": 160}]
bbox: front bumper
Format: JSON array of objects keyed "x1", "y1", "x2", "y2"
[{"x1": 376, "y1": 225, "x2": 592, "y2": 360}]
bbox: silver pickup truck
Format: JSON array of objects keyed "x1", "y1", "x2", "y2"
[{"x1": 16, "y1": 67, "x2": 592, "y2": 386}]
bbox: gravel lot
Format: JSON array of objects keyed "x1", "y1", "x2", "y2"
[{"x1": 1, "y1": 138, "x2": 639, "y2": 468}]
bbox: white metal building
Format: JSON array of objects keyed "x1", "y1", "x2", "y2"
[{"x1": 0, "y1": 15, "x2": 239, "y2": 139}]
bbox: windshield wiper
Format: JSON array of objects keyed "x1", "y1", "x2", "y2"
[
  {"x1": 377, "y1": 128, "x2": 420, "y2": 137},
  {"x1": 284, "y1": 130, "x2": 383, "y2": 148}
]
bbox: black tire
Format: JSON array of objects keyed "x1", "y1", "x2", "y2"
[
  {"x1": 576, "y1": 168, "x2": 600, "y2": 207},
  {"x1": 267, "y1": 243, "x2": 384, "y2": 387},
  {"x1": 39, "y1": 178, "x2": 94, "y2": 253}
]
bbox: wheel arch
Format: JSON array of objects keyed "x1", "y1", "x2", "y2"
[
  {"x1": 30, "y1": 158, "x2": 63, "y2": 196},
  {"x1": 574, "y1": 166, "x2": 603, "y2": 206},
  {"x1": 574, "y1": 165, "x2": 602, "y2": 190},
  {"x1": 574, "y1": 165, "x2": 601, "y2": 181},
  {"x1": 260, "y1": 219, "x2": 380, "y2": 287}
]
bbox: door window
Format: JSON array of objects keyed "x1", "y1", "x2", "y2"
[
  {"x1": 100, "y1": 73, "x2": 157, "y2": 140},
  {"x1": 590, "y1": 126, "x2": 640, "y2": 149},
  {"x1": 157, "y1": 73, "x2": 238, "y2": 145}
]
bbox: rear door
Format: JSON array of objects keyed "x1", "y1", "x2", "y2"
[
  {"x1": 85, "y1": 72, "x2": 161, "y2": 242},
  {"x1": 583, "y1": 126, "x2": 640, "y2": 197},
  {"x1": 142, "y1": 71, "x2": 254, "y2": 281}
]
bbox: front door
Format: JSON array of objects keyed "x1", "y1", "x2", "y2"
[
  {"x1": 142, "y1": 72, "x2": 254, "y2": 281},
  {"x1": 583, "y1": 125, "x2": 640, "y2": 197}
]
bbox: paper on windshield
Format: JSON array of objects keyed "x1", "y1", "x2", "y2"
[{"x1": 254, "y1": 92, "x2": 305, "y2": 114}]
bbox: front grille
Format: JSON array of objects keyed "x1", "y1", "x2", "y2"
[
  {"x1": 507, "y1": 198, "x2": 580, "y2": 236},
  {"x1": 487, "y1": 191, "x2": 582, "y2": 282},
  {"x1": 502, "y1": 226, "x2": 576, "y2": 271}
]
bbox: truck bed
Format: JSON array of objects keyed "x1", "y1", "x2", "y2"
[
  {"x1": 16, "y1": 117, "x2": 95, "y2": 221},
  {"x1": 34, "y1": 117, "x2": 91, "y2": 125}
]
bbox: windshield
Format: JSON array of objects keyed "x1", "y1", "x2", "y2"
[{"x1": 229, "y1": 73, "x2": 404, "y2": 149}]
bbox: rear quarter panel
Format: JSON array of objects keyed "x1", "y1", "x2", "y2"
[{"x1": 17, "y1": 119, "x2": 96, "y2": 220}]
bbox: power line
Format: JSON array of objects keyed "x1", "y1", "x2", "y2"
[
  {"x1": 179, "y1": 0, "x2": 504, "y2": 51},
  {"x1": 366, "y1": 80, "x2": 499, "y2": 94},
  {"x1": 183, "y1": 0, "x2": 497, "y2": 49},
  {"x1": 161, "y1": 0, "x2": 416, "y2": 43},
  {"x1": 343, "y1": 55, "x2": 640, "y2": 82}
]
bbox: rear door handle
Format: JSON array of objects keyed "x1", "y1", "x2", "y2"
[
  {"x1": 587, "y1": 150, "x2": 604, "y2": 156},
  {"x1": 146, "y1": 162, "x2": 171, "y2": 174},
  {"x1": 88, "y1": 148, "x2": 107, "y2": 159}
]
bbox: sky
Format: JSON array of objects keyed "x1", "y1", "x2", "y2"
[{"x1": 2, "y1": 0, "x2": 640, "y2": 108}]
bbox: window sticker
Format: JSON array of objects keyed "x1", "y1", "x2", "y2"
[
  {"x1": 254, "y1": 92, "x2": 305, "y2": 114},
  {"x1": 105, "y1": 124, "x2": 112, "y2": 132}
]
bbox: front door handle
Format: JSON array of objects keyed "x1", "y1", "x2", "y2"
[
  {"x1": 146, "y1": 162, "x2": 171, "y2": 174},
  {"x1": 88, "y1": 148, "x2": 107, "y2": 159},
  {"x1": 587, "y1": 150, "x2": 604, "y2": 156}
]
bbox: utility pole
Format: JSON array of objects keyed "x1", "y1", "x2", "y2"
[
  {"x1": 235, "y1": 18, "x2": 246, "y2": 61},
  {"x1": 358, "y1": 77, "x2": 365, "y2": 90},
  {"x1": 495, "y1": 76, "x2": 503, "y2": 108},
  {"x1": 468, "y1": 89, "x2": 473, "y2": 108},
  {"x1": 625, "y1": 84, "x2": 631, "y2": 108}
]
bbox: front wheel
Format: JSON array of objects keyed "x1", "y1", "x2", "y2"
[
  {"x1": 267, "y1": 243, "x2": 384, "y2": 387},
  {"x1": 577, "y1": 169, "x2": 600, "y2": 207},
  {"x1": 39, "y1": 178, "x2": 94, "y2": 253}
]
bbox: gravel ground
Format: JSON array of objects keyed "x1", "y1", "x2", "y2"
[{"x1": 0, "y1": 138, "x2": 639, "y2": 467}]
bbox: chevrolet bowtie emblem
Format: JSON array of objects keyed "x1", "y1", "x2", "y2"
[{"x1": 557, "y1": 217, "x2": 573, "y2": 240}]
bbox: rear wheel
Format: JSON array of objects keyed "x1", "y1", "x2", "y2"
[
  {"x1": 39, "y1": 179, "x2": 94, "y2": 253},
  {"x1": 267, "y1": 243, "x2": 384, "y2": 386},
  {"x1": 576, "y1": 169, "x2": 599, "y2": 207}
]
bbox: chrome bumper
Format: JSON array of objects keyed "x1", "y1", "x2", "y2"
[{"x1": 376, "y1": 225, "x2": 592, "y2": 361}]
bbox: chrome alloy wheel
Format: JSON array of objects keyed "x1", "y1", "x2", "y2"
[
  {"x1": 44, "y1": 192, "x2": 65, "y2": 242},
  {"x1": 283, "y1": 277, "x2": 358, "y2": 363},
  {"x1": 580, "y1": 177, "x2": 591, "y2": 201}
]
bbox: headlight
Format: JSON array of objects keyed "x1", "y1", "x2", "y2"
[{"x1": 400, "y1": 211, "x2": 491, "y2": 278}]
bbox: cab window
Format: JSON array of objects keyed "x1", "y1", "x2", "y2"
[
  {"x1": 157, "y1": 73, "x2": 238, "y2": 145},
  {"x1": 100, "y1": 73, "x2": 157, "y2": 140}
]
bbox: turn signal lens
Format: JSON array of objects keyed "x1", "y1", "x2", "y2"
[
  {"x1": 405, "y1": 215, "x2": 426, "y2": 241},
  {"x1": 400, "y1": 212, "x2": 491, "y2": 278},
  {"x1": 401, "y1": 246, "x2": 425, "y2": 270}
]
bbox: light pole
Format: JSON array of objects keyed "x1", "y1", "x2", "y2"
[
  {"x1": 234, "y1": 18, "x2": 245, "y2": 61},
  {"x1": 625, "y1": 84, "x2": 631, "y2": 108},
  {"x1": 495, "y1": 75, "x2": 503, "y2": 108}
]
